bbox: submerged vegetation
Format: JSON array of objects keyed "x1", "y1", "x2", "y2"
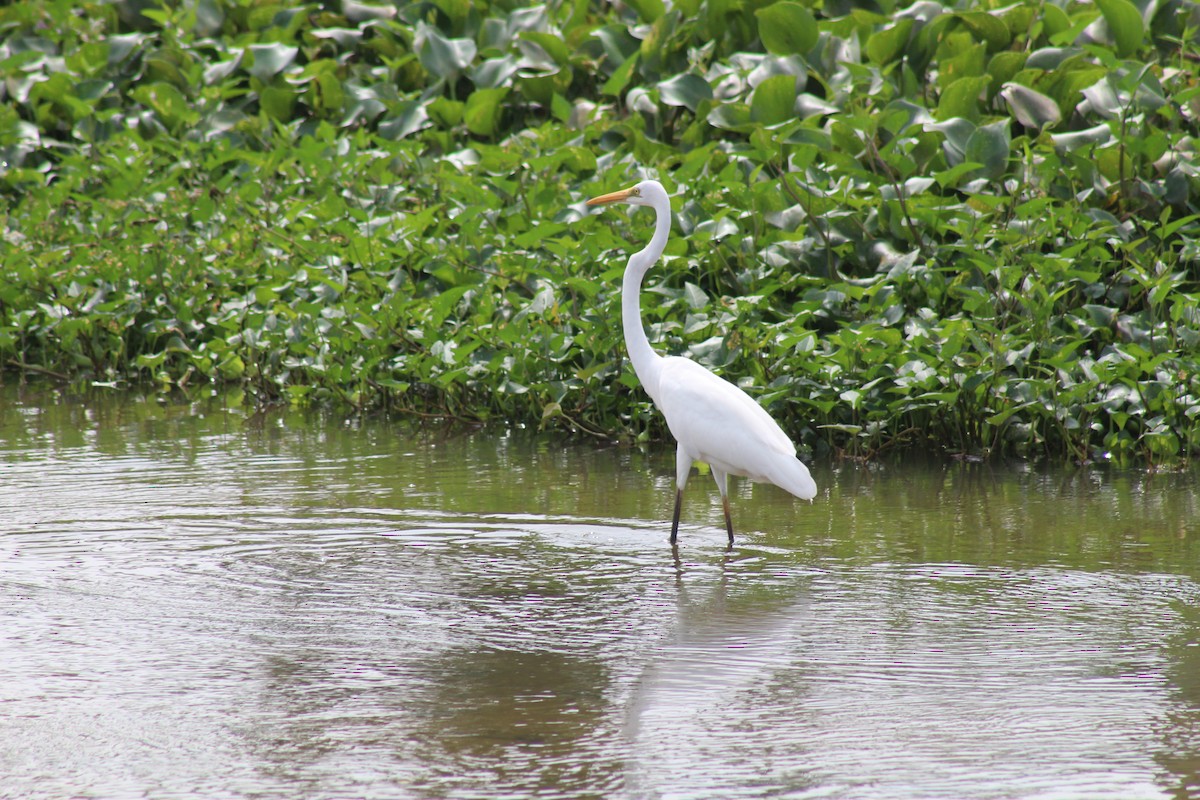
[{"x1": 2, "y1": 0, "x2": 1200, "y2": 463}]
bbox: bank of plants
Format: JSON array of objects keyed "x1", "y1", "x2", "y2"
[{"x1": 2, "y1": 0, "x2": 1199, "y2": 464}]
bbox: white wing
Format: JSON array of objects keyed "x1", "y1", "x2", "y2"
[{"x1": 654, "y1": 356, "x2": 815, "y2": 498}]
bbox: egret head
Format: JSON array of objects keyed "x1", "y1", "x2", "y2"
[{"x1": 587, "y1": 179, "x2": 667, "y2": 209}]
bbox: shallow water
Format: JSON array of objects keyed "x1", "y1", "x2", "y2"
[{"x1": 2, "y1": 384, "x2": 1198, "y2": 799}]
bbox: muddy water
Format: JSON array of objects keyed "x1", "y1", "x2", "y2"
[{"x1": 1, "y1": 384, "x2": 1198, "y2": 799}]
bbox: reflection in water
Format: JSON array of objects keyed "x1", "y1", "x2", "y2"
[
  {"x1": 626, "y1": 561, "x2": 1197, "y2": 799},
  {"x1": 1, "y1": 384, "x2": 1199, "y2": 799},
  {"x1": 407, "y1": 647, "x2": 618, "y2": 798},
  {"x1": 1159, "y1": 601, "x2": 1200, "y2": 796}
]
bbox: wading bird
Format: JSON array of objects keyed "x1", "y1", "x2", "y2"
[{"x1": 587, "y1": 180, "x2": 817, "y2": 546}]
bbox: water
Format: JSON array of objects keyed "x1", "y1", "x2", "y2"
[{"x1": 2, "y1": 383, "x2": 1198, "y2": 799}]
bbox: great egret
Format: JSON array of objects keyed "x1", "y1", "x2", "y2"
[{"x1": 587, "y1": 179, "x2": 817, "y2": 545}]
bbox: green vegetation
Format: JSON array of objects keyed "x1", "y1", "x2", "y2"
[{"x1": 2, "y1": 0, "x2": 1199, "y2": 464}]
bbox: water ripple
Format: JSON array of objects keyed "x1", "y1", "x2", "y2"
[{"x1": 2, "y1": 394, "x2": 1199, "y2": 799}]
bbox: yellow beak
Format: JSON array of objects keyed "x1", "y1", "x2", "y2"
[{"x1": 587, "y1": 187, "x2": 636, "y2": 206}]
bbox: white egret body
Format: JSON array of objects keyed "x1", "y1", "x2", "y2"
[{"x1": 587, "y1": 180, "x2": 817, "y2": 545}]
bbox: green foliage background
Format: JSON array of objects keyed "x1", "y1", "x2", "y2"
[{"x1": 3, "y1": 0, "x2": 1200, "y2": 463}]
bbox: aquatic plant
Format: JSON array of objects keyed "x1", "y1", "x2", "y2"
[{"x1": 1, "y1": 0, "x2": 1198, "y2": 464}]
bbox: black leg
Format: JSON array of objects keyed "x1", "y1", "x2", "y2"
[
  {"x1": 722, "y1": 495, "x2": 734, "y2": 546},
  {"x1": 670, "y1": 488, "x2": 682, "y2": 544}
]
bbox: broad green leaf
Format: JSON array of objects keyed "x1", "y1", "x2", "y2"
[
  {"x1": 934, "y1": 161, "x2": 986, "y2": 188},
  {"x1": 32, "y1": 73, "x2": 93, "y2": 120},
  {"x1": 343, "y1": 0, "x2": 397, "y2": 22},
  {"x1": 625, "y1": 0, "x2": 665, "y2": 23},
  {"x1": 259, "y1": 84, "x2": 295, "y2": 121},
  {"x1": 303, "y1": 62, "x2": 344, "y2": 116},
  {"x1": 204, "y1": 53, "x2": 241, "y2": 84},
  {"x1": 245, "y1": 44, "x2": 298, "y2": 83},
  {"x1": 1095, "y1": 146, "x2": 1134, "y2": 182},
  {"x1": 519, "y1": 70, "x2": 572, "y2": 104},
  {"x1": 464, "y1": 87, "x2": 509, "y2": 136},
  {"x1": 601, "y1": 52, "x2": 638, "y2": 96},
  {"x1": 514, "y1": 223, "x2": 568, "y2": 248},
  {"x1": 1079, "y1": 76, "x2": 1122, "y2": 119},
  {"x1": 750, "y1": 74, "x2": 797, "y2": 125},
  {"x1": 1025, "y1": 47, "x2": 1082, "y2": 70},
  {"x1": 416, "y1": 23, "x2": 476, "y2": 79},
  {"x1": 378, "y1": 100, "x2": 431, "y2": 140},
  {"x1": 986, "y1": 51, "x2": 1027, "y2": 92},
  {"x1": 938, "y1": 37, "x2": 987, "y2": 87},
  {"x1": 999, "y1": 82, "x2": 1061, "y2": 130},
  {"x1": 756, "y1": 2, "x2": 818, "y2": 55},
  {"x1": 592, "y1": 24, "x2": 640, "y2": 66},
  {"x1": 471, "y1": 56, "x2": 519, "y2": 89},
  {"x1": 1041, "y1": 3, "x2": 1071, "y2": 38},
  {"x1": 1095, "y1": 0, "x2": 1144, "y2": 57},
  {"x1": 106, "y1": 33, "x2": 145, "y2": 65},
  {"x1": 521, "y1": 32, "x2": 572, "y2": 66},
  {"x1": 964, "y1": 119, "x2": 1010, "y2": 179},
  {"x1": 880, "y1": 177, "x2": 935, "y2": 200},
  {"x1": 658, "y1": 73, "x2": 713, "y2": 112},
  {"x1": 936, "y1": 75, "x2": 989, "y2": 121},
  {"x1": 955, "y1": 11, "x2": 1010, "y2": 51},
  {"x1": 1083, "y1": 304, "x2": 1118, "y2": 327},
  {"x1": 985, "y1": 402, "x2": 1036, "y2": 426},
  {"x1": 866, "y1": 18, "x2": 914, "y2": 65},
  {"x1": 130, "y1": 81, "x2": 197, "y2": 129},
  {"x1": 551, "y1": 92, "x2": 572, "y2": 122},
  {"x1": 683, "y1": 282, "x2": 708, "y2": 310},
  {"x1": 881, "y1": 98, "x2": 932, "y2": 134}
]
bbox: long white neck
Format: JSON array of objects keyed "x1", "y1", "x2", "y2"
[{"x1": 621, "y1": 200, "x2": 672, "y2": 400}]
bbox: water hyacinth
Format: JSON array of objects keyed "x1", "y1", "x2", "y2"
[{"x1": 1, "y1": 0, "x2": 1198, "y2": 464}]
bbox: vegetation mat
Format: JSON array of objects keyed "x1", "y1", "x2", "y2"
[{"x1": 3, "y1": 0, "x2": 1200, "y2": 463}]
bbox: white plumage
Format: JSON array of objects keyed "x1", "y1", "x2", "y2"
[{"x1": 587, "y1": 179, "x2": 816, "y2": 545}]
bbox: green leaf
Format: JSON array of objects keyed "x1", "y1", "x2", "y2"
[
  {"x1": 936, "y1": 75, "x2": 989, "y2": 121},
  {"x1": 601, "y1": 52, "x2": 638, "y2": 96},
  {"x1": 1094, "y1": 0, "x2": 1145, "y2": 57},
  {"x1": 551, "y1": 92, "x2": 572, "y2": 122},
  {"x1": 471, "y1": 56, "x2": 519, "y2": 89},
  {"x1": 986, "y1": 51, "x2": 1027, "y2": 92},
  {"x1": 756, "y1": 2, "x2": 818, "y2": 55},
  {"x1": 344, "y1": 0, "x2": 397, "y2": 22},
  {"x1": 955, "y1": 11, "x2": 1011, "y2": 51},
  {"x1": 1042, "y1": 4, "x2": 1072, "y2": 39},
  {"x1": 965, "y1": 119, "x2": 1011, "y2": 179},
  {"x1": 259, "y1": 84, "x2": 296, "y2": 121},
  {"x1": 625, "y1": 0, "x2": 665, "y2": 23},
  {"x1": 683, "y1": 282, "x2": 708, "y2": 310},
  {"x1": 1049, "y1": 123, "x2": 1111, "y2": 152},
  {"x1": 245, "y1": 44, "x2": 299, "y2": 83},
  {"x1": 378, "y1": 100, "x2": 431, "y2": 140},
  {"x1": 521, "y1": 32, "x2": 571, "y2": 66},
  {"x1": 464, "y1": 87, "x2": 509, "y2": 136},
  {"x1": 416, "y1": 23, "x2": 476, "y2": 80},
  {"x1": 750, "y1": 74, "x2": 797, "y2": 125},
  {"x1": 707, "y1": 101, "x2": 753, "y2": 131},
  {"x1": 657, "y1": 73, "x2": 713, "y2": 112},
  {"x1": 1083, "y1": 304, "x2": 1118, "y2": 327},
  {"x1": 427, "y1": 96, "x2": 464, "y2": 127},
  {"x1": 999, "y1": 82, "x2": 1061, "y2": 130},
  {"x1": 866, "y1": 18, "x2": 914, "y2": 65},
  {"x1": 192, "y1": 0, "x2": 223, "y2": 34},
  {"x1": 880, "y1": 177, "x2": 935, "y2": 200},
  {"x1": 130, "y1": 81, "x2": 197, "y2": 130},
  {"x1": 934, "y1": 161, "x2": 986, "y2": 188}
]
